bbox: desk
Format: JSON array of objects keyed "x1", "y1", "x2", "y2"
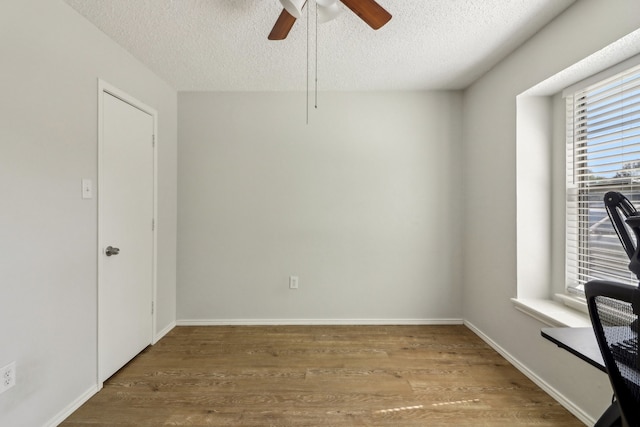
[
  {"x1": 541, "y1": 327, "x2": 604, "y2": 371},
  {"x1": 541, "y1": 327, "x2": 620, "y2": 427}
]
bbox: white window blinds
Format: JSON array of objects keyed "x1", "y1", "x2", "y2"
[{"x1": 566, "y1": 63, "x2": 640, "y2": 294}]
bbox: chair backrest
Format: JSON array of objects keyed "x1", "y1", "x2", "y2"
[{"x1": 585, "y1": 280, "x2": 640, "y2": 427}]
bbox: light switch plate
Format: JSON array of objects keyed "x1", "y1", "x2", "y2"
[{"x1": 289, "y1": 276, "x2": 299, "y2": 289}]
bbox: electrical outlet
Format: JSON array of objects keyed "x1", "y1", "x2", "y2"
[
  {"x1": 0, "y1": 362, "x2": 16, "y2": 394},
  {"x1": 81, "y1": 179, "x2": 93, "y2": 199},
  {"x1": 289, "y1": 276, "x2": 299, "y2": 289}
]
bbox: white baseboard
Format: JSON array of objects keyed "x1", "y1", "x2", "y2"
[
  {"x1": 46, "y1": 322, "x2": 175, "y2": 426},
  {"x1": 463, "y1": 320, "x2": 595, "y2": 426},
  {"x1": 45, "y1": 384, "x2": 98, "y2": 427},
  {"x1": 154, "y1": 320, "x2": 176, "y2": 343},
  {"x1": 176, "y1": 318, "x2": 464, "y2": 326}
]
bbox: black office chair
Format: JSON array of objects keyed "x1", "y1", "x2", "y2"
[
  {"x1": 585, "y1": 279, "x2": 640, "y2": 427},
  {"x1": 605, "y1": 192, "x2": 640, "y2": 281}
]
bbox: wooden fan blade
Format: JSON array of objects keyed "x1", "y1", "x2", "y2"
[
  {"x1": 340, "y1": 0, "x2": 391, "y2": 30},
  {"x1": 268, "y1": 9, "x2": 297, "y2": 40}
]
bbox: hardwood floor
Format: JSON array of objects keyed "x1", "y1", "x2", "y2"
[{"x1": 62, "y1": 325, "x2": 582, "y2": 426}]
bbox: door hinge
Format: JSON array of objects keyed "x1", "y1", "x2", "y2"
[
  {"x1": 152, "y1": 135, "x2": 156, "y2": 148},
  {"x1": 152, "y1": 218, "x2": 155, "y2": 231},
  {"x1": 151, "y1": 301, "x2": 154, "y2": 315}
]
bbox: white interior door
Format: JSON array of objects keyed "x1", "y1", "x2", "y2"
[{"x1": 99, "y1": 89, "x2": 155, "y2": 383}]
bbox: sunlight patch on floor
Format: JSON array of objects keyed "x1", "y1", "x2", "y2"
[
  {"x1": 432, "y1": 398, "x2": 481, "y2": 407},
  {"x1": 373, "y1": 405, "x2": 424, "y2": 414}
]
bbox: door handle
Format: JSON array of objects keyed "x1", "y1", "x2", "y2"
[{"x1": 105, "y1": 246, "x2": 120, "y2": 256}]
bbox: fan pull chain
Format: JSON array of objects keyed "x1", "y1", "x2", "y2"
[
  {"x1": 306, "y1": 0, "x2": 310, "y2": 125},
  {"x1": 315, "y1": 1, "x2": 318, "y2": 109}
]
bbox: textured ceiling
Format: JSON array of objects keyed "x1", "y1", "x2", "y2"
[{"x1": 63, "y1": 0, "x2": 575, "y2": 91}]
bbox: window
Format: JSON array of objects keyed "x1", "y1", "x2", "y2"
[{"x1": 566, "y1": 64, "x2": 640, "y2": 295}]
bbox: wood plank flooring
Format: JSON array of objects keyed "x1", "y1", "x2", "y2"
[{"x1": 61, "y1": 325, "x2": 582, "y2": 426}]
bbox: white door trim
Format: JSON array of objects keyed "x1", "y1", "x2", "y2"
[{"x1": 97, "y1": 79, "x2": 158, "y2": 388}]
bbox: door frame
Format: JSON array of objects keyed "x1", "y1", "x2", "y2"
[{"x1": 97, "y1": 79, "x2": 158, "y2": 387}]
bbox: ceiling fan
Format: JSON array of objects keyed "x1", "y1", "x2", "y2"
[{"x1": 268, "y1": 0, "x2": 392, "y2": 40}]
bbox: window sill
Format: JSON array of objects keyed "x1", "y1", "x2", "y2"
[{"x1": 511, "y1": 298, "x2": 592, "y2": 328}]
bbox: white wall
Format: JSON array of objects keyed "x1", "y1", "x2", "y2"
[
  {"x1": 0, "y1": 1, "x2": 177, "y2": 425},
  {"x1": 177, "y1": 91, "x2": 463, "y2": 323},
  {"x1": 462, "y1": 0, "x2": 640, "y2": 423},
  {"x1": 515, "y1": 96, "x2": 553, "y2": 299}
]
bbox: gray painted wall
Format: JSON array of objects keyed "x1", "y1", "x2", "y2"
[
  {"x1": 462, "y1": 0, "x2": 640, "y2": 422},
  {"x1": 177, "y1": 91, "x2": 463, "y2": 323},
  {"x1": 0, "y1": 1, "x2": 177, "y2": 425}
]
